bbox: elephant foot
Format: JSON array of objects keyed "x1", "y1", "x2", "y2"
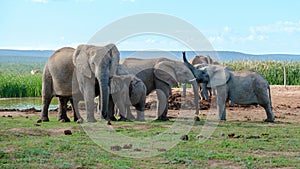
[
  {"x1": 38, "y1": 116, "x2": 49, "y2": 122},
  {"x1": 108, "y1": 116, "x2": 117, "y2": 121},
  {"x1": 156, "y1": 116, "x2": 169, "y2": 121},
  {"x1": 86, "y1": 117, "x2": 97, "y2": 122},
  {"x1": 58, "y1": 117, "x2": 71, "y2": 122},
  {"x1": 264, "y1": 118, "x2": 274, "y2": 122},
  {"x1": 76, "y1": 118, "x2": 84, "y2": 124},
  {"x1": 118, "y1": 116, "x2": 128, "y2": 121},
  {"x1": 193, "y1": 116, "x2": 200, "y2": 121},
  {"x1": 136, "y1": 118, "x2": 145, "y2": 122}
]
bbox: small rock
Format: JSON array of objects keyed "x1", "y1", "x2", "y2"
[
  {"x1": 196, "y1": 134, "x2": 204, "y2": 139},
  {"x1": 157, "y1": 148, "x2": 167, "y2": 152},
  {"x1": 180, "y1": 134, "x2": 189, "y2": 141},
  {"x1": 64, "y1": 130, "x2": 72, "y2": 135},
  {"x1": 133, "y1": 148, "x2": 141, "y2": 152},
  {"x1": 111, "y1": 145, "x2": 122, "y2": 151},
  {"x1": 25, "y1": 116, "x2": 29, "y2": 119},
  {"x1": 76, "y1": 119, "x2": 83, "y2": 124},
  {"x1": 123, "y1": 144, "x2": 132, "y2": 149},
  {"x1": 2, "y1": 115, "x2": 6, "y2": 117},
  {"x1": 7, "y1": 115, "x2": 12, "y2": 118},
  {"x1": 228, "y1": 133, "x2": 235, "y2": 138}
]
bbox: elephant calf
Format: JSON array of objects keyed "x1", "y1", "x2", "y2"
[
  {"x1": 110, "y1": 75, "x2": 147, "y2": 121},
  {"x1": 198, "y1": 64, "x2": 275, "y2": 122}
]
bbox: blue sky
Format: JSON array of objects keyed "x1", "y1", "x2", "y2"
[{"x1": 1, "y1": 0, "x2": 300, "y2": 54}]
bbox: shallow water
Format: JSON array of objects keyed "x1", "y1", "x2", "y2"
[{"x1": 0, "y1": 97, "x2": 59, "y2": 110}]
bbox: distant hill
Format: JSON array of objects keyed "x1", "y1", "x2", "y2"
[{"x1": 0, "y1": 49, "x2": 300, "y2": 63}]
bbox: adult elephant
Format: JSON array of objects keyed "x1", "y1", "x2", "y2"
[
  {"x1": 39, "y1": 47, "x2": 82, "y2": 122},
  {"x1": 195, "y1": 64, "x2": 275, "y2": 122},
  {"x1": 110, "y1": 74, "x2": 147, "y2": 121},
  {"x1": 189, "y1": 55, "x2": 214, "y2": 65},
  {"x1": 120, "y1": 56, "x2": 208, "y2": 120},
  {"x1": 73, "y1": 44, "x2": 120, "y2": 122}
]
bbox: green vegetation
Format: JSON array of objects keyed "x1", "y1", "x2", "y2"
[
  {"x1": 0, "y1": 73, "x2": 42, "y2": 97},
  {"x1": 0, "y1": 115, "x2": 299, "y2": 168},
  {"x1": 224, "y1": 61, "x2": 300, "y2": 85}
]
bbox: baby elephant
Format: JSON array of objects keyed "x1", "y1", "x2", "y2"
[
  {"x1": 200, "y1": 64, "x2": 275, "y2": 122},
  {"x1": 110, "y1": 75, "x2": 147, "y2": 121}
]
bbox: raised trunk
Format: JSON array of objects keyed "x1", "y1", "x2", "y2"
[{"x1": 183, "y1": 52, "x2": 197, "y2": 74}]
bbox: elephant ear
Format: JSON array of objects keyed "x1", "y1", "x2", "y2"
[
  {"x1": 106, "y1": 44, "x2": 120, "y2": 76},
  {"x1": 154, "y1": 61, "x2": 179, "y2": 86},
  {"x1": 206, "y1": 65, "x2": 230, "y2": 88},
  {"x1": 73, "y1": 45, "x2": 92, "y2": 78}
]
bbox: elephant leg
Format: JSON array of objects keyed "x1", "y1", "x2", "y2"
[
  {"x1": 108, "y1": 95, "x2": 117, "y2": 121},
  {"x1": 200, "y1": 83, "x2": 209, "y2": 101},
  {"x1": 216, "y1": 86, "x2": 227, "y2": 120},
  {"x1": 58, "y1": 97, "x2": 70, "y2": 122},
  {"x1": 261, "y1": 104, "x2": 275, "y2": 122},
  {"x1": 126, "y1": 105, "x2": 135, "y2": 120},
  {"x1": 155, "y1": 79, "x2": 170, "y2": 121},
  {"x1": 135, "y1": 103, "x2": 145, "y2": 121},
  {"x1": 70, "y1": 98, "x2": 83, "y2": 122},
  {"x1": 40, "y1": 96, "x2": 53, "y2": 122}
]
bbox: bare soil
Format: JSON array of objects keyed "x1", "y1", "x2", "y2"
[{"x1": 0, "y1": 85, "x2": 299, "y2": 123}]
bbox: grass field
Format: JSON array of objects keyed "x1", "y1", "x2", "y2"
[{"x1": 0, "y1": 114, "x2": 299, "y2": 168}]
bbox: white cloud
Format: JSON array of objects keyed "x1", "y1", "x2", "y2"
[
  {"x1": 31, "y1": 0, "x2": 48, "y2": 3},
  {"x1": 250, "y1": 20, "x2": 300, "y2": 34}
]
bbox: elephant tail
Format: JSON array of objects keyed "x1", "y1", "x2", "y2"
[{"x1": 268, "y1": 85, "x2": 272, "y2": 110}]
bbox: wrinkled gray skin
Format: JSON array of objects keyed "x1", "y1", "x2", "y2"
[
  {"x1": 73, "y1": 44, "x2": 120, "y2": 122},
  {"x1": 110, "y1": 75, "x2": 146, "y2": 121},
  {"x1": 40, "y1": 47, "x2": 83, "y2": 122},
  {"x1": 199, "y1": 64, "x2": 275, "y2": 122},
  {"x1": 121, "y1": 56, "x2": 208, "y2": 120}
]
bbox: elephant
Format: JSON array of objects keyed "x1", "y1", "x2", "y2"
[
  {"x1": 110, "y1": 74, "x2": 147, "y2": 121},
  {"x1": 39, "y1": 47, "x2": 83, "y2": 122},
  {"x1": 72, "y1": 44, "x2": 120, "y2": 122},
  {"x1": 196, "y1": 64, "x2": 275, "y2": 122},
  {"x1": 189, "y1": 55, "x2": 214, "y2": 65},
  {"x1": 120, "y1": 56, "x2": 208, "y2": 120}
]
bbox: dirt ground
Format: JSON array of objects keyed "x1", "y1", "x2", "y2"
[{"x1": 1, "y1": 85, "x2": 299, "y2": 123}]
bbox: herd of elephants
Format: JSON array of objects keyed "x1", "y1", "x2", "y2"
[{"x1": 37, "y1": 43, "x2": 275, "y2": 124}]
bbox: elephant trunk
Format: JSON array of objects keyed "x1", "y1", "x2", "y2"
[
  {"x1": 97, "y1": 55, "x2": 112, "y2": 120},
  {"x1": 183, "y1": 52, "x2": 197, "y2": 75},
  {"x1": 191, "y1": 79, "x2": 199, "y2": 115}
]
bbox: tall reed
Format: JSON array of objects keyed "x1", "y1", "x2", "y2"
[{"x1": 224, "y1": 61, "x2": 300, "y2": 85}]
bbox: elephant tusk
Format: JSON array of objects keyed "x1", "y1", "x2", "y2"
[{"x1": 189, "y1": 78, "x2": 196, "y2": 82}]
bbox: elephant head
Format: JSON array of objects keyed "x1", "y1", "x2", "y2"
[
  {"x1": 203, "y1": 65, "x2": 231, "y2": 88},
  {"x1": 153, "y1": 60, "x2": 200, "y2": 115},
  {"x1": 183, "y1": 52, "x2": 209, "y2": 84},
  {"x1": 73, "y1": 44, "x2": 120, "y2": 121}
]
